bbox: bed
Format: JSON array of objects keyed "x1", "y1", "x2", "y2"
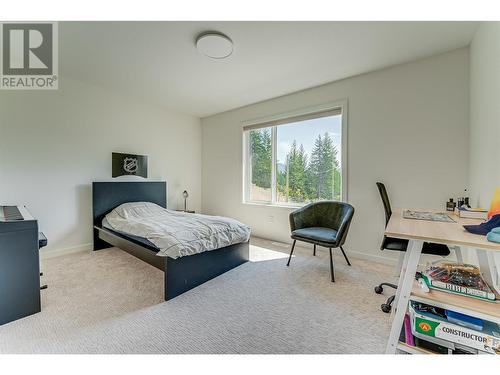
[{"x1": 92, "y1": 181, "x2": 250, "y2": 300}]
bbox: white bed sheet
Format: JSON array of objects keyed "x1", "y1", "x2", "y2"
[{"x1": 104, "y1": 202, "x2": 250, "y2": 258}]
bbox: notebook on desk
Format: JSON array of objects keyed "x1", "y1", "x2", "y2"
[{"x1": 403, "y1": 210, "x2": 455, "y2": 223}]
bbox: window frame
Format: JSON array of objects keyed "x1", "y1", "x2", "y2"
[{"x1": 242, "y1": 100, "x2": 348, "y2": 208}]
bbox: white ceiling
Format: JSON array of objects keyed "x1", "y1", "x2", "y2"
[{"x1": 60, "y1": 22, "x2": 478, "y2": 118}]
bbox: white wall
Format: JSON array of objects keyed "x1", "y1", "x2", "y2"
[
  {"x1": 201, "y1": 48, "x2": 470, "y2": 262},
  {"x1": 468, "y1": 22, "x2": 500, "y2": 208},
  {"x1": 0, "y1": 77, "x2": 201, "y2": 256}
]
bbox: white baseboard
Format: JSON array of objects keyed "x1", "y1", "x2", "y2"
[
  {"x1": 253, "y1": 236, "x2": 398, "y2": 266},
  {"x1": 40, "y1": 243, "x2": 92, "y2": 260},
  {"x1": 346, "y1": 249, "x2": 398, "y2": 266}
]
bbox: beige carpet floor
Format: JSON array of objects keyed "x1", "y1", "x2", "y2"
[{"x1": 0, "y1": 238, "x2": 394, "y2": 354}]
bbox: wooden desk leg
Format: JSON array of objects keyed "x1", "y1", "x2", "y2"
[
  {"x1": 393, "y1": 251, "x2": 406, "y2": 277},
  {"x1": 385, "y1": 239, "x2": 423, "y2": 354},
  {"x1": 391, "y1": 249, "x2": 411, "y2": 313}
]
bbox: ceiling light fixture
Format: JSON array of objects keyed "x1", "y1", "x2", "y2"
[{"x1": 196, "y1": 32, "x2": 233, "y2": 59}]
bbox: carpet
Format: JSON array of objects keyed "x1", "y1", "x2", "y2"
[{"x1": 0, "y1": 237, "x2": 393, "y2": 354}]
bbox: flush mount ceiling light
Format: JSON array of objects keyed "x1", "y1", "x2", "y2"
[{"x1": 196, "y1": 32, "x2": 233, "y2": 59}]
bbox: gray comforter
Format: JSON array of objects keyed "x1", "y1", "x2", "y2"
[{"x1": 104, "y1": 202, "x2": 250, "y2": 258}]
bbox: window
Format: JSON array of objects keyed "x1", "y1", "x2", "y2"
[{"x1": 243, "y1": 103, "x2": 346, "y2": 207}]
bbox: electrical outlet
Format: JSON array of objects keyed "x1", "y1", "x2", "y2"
[{"x1": 268, "y1": 215, "x2": 274, "y2": 223}]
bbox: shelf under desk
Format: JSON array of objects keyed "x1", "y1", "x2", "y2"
[
  {"x1": 397, "y1": 341, "x2": 438, "y2": 355},
  {"x1": 411, "y1": 280, "x2": 500, "y2": 323}
]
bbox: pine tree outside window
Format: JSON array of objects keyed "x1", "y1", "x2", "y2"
[{"x1": 243, "y1": 101, "x2": 347, "y2": 207}]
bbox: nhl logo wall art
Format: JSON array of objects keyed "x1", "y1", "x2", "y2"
[{"x1": 112, "y1": 152, "x2": 148, "y2": 178}]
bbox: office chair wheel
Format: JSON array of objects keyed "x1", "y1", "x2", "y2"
[
  {"x1": 374, "y1": 285, "x2": 383, "y2": 294},
  {"x1": 381, "y1": 303, "x2": 392, "y2": 313}
]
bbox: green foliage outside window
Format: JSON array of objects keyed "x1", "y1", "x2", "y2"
[
  {"x1": 250, "y1": 128, "x2": 272, "y2": 189},
  {"x1": 250, "y1": 128, "x2": 341, "y2": 203}
]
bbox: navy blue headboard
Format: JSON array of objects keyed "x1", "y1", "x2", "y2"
[{"x1": 92, "y1": 181, "x2": 167, "y2": 226}]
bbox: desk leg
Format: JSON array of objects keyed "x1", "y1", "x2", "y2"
[
  {"x1": 394, "y1": 251, "x2": 406, "y2": 277},
  {"x1": 385, "y1": 239, "x2": 423, "y2": 354},
  {"x1": 391, "y1": 249, "x2": 411, "y2": 314}
]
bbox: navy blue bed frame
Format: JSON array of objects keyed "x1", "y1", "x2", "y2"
[{"x1": 92, "y1": 181, "x2": 249, "y2": 300}]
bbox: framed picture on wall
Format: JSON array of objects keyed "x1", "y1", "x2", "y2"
[{"x1": 112, "y1": 152, "x2": 148, "y2": 178}]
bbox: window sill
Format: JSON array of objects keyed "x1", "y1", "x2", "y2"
[{"x1": 242, "y1": 201, "x2": 303, "y2": 210}]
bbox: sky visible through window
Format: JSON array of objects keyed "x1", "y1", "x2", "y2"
[
  {"x1": 247, "y1": 113, "x2": 343, "y2": 205},
  {"x1": 276, "y1": 115, "x2": 342, "y2": 165}
]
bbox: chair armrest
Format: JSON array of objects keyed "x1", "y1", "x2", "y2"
[
  {"x1": 336, "y1": 205, "x2": 355, "y2": 246},
  {"x1": 289, "y1": 203, "x2": 316, "y2": 231}
]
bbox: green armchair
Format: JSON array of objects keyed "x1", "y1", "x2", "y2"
[{"x1": 287, "y1": 201, "x2": 355, "y2": 282}]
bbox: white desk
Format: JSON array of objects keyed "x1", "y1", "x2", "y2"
[{"x1": 384, "y1": 209, "x2": 500, "y2": 354}]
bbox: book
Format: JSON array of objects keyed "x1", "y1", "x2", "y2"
[
  {"x1": 456, "y1": 207, "x2": 488, "y2": 220},
  {"x1": 409, "y1": 302, "x2": 500, "y2": 354},
  {"x1": 422, "y1": 262, "x2": 496, "y2": 302},
  {"x1": 404, "y1": 313, "x2": 415, "y2": 346}
]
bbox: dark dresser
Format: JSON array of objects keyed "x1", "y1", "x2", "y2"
[{"x1": 0, "y1": 206, "x2": 42, "y2": 325}]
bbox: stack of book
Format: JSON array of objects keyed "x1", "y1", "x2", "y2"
[
  {"x1": 455, "y1": 207, "x2": 488, "y2": 220},
  {"x1": 421, "y1": 262, "x2": 496, "y2": 301}
]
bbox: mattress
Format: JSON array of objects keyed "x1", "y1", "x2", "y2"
[
  {"x1": 103, "y1": 202, "x2": 251, "y2": 258},
  {"x1": 102, "y1": 218, "x2": 159, "y2": 251}
]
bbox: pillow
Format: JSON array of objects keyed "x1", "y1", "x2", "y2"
[{"x1": 111, "y1": 202, "x2": 165, "y2": 220}]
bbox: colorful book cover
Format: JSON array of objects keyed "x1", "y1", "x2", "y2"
[
  {"x1": 422, "y1": 263, "x2": 496, "y2": 302},
  {"x1": 414, "y1": 316, "x2": 500, "y2": 354}
]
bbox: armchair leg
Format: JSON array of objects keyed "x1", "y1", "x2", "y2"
[
  {"x1": 313, "y1": 244, "x2": 316, "y2": 256},
  {"x1": 286, "y1": 240, "x2": 296, "y2": 266},
  {"x1": 329, "y1": 247, "x2": 335, "y2": 282},
  {"x1": 339, "y1": 246, "x2": 351, "y2": 266}
]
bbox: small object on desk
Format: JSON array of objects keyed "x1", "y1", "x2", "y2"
[
  {"x1": 446, "y1": 198, "x2": 456, "y2": 212},
  {"x1": 176, "y1": 210, "x2": 195, "y2": 214},
  {"x1": 463, "y1": 213, "x2": 500, "y2": 235},
  {"x1": 456, "y1": 207, "x2": 488, "y2": 220},
  {"x1": 403, "y1": 210, "x2": 455, "y2": 223},
  {"x1": 487, "y1": 229, "x2": 500, "y2": 244},
  {"x1": 464, "y1": 196, "x2": 470, "y2": 208}
]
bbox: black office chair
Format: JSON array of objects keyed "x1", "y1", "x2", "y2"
[
  {"x1": 286, "y1": 201, "x2": 355, "y2": 282},
  {"x1": 375, "y1": 182, "x2": 450, "y2": 312}
]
